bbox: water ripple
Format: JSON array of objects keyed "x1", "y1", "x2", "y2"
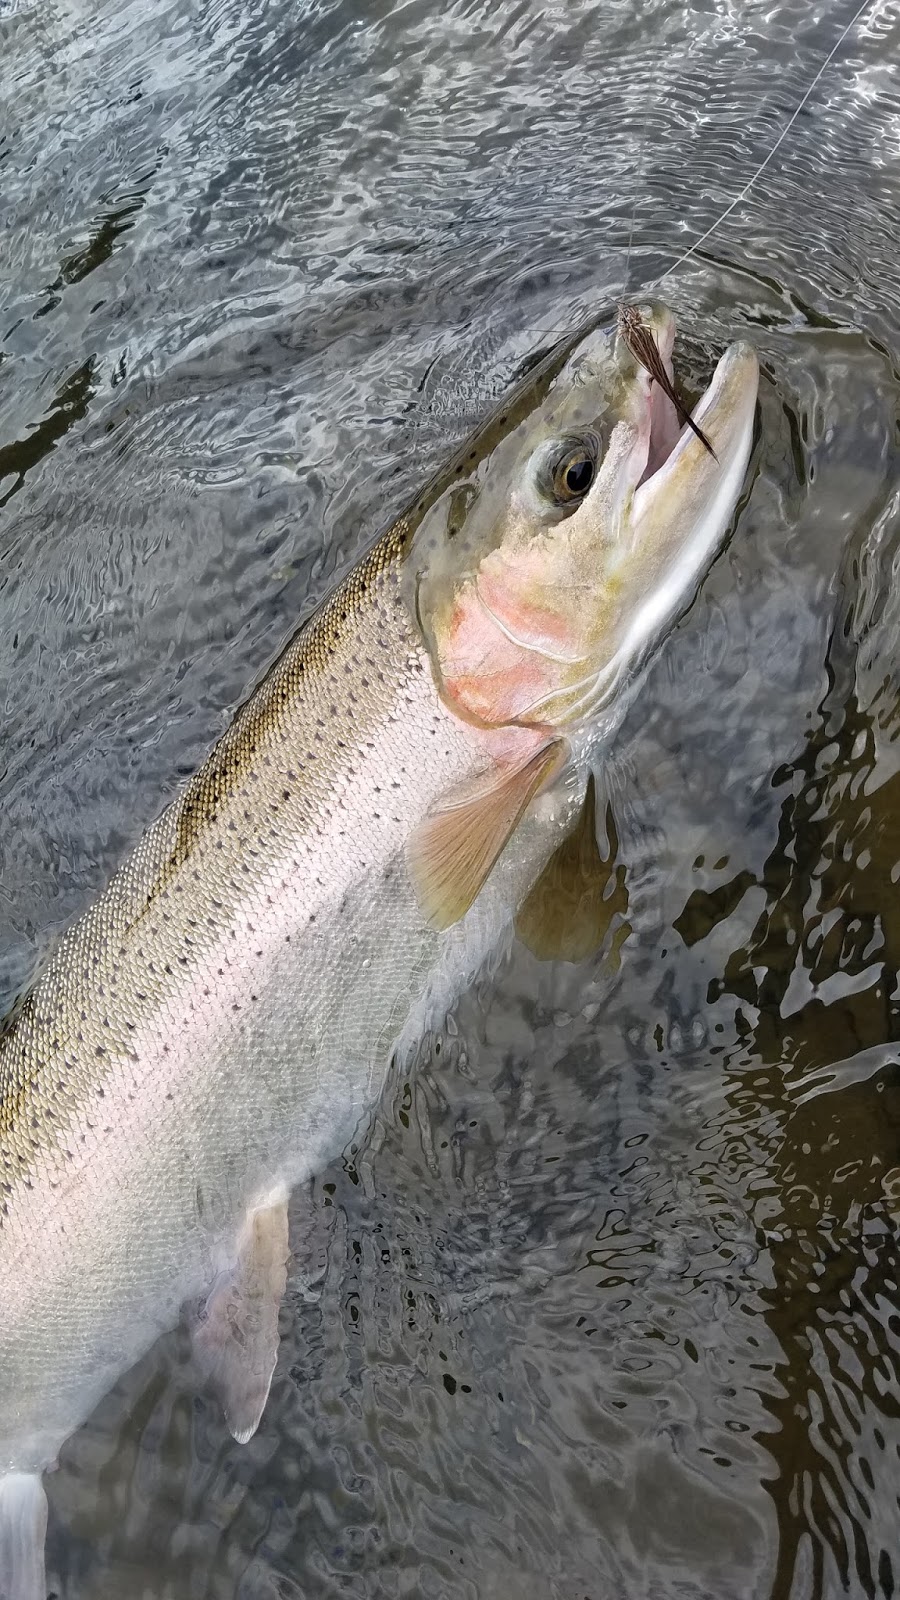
[{"x1": 3, "y1": 0, "x2": 900, "y2": 1594}]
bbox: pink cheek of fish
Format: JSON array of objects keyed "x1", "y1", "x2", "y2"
[
  {"x1": 440, "y1": 583, "x2": 564, "y2": 725},
  {"x1": 475, "y1": 555, "x2": 580, "y2": 660}
]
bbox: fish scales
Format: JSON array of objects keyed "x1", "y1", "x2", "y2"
[
  {"x1": 0, "y1": 513, "x2": 501, "y2": 1473},
  {"x1": 1, "y1": 519, "x2": 408, "y2": 1181}
]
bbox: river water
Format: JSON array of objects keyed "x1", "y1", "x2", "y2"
[{"x1": 2, "y1": 0, "x2": 899, "y2": 1595}]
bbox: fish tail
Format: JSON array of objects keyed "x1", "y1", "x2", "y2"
[{"x1": 0, "y1": 1474, "x2": 47, "y2": 1600}]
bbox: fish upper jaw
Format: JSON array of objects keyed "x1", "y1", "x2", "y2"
[{"x1": 624, "y1": 339, "x2": 759, "y2": 619}]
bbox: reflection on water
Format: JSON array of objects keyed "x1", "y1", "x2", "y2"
[{"x1": 2, "y1": 0, "x2": 900, "y2": 1594}]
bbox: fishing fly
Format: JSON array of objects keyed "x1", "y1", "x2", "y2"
[{"x1": 616, "y1": 302, "x2": 717, "y2": 459}]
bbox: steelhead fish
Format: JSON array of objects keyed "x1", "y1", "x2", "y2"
[{"x1": 0, "y1": 303, "x2": 757, "y2": 1599}]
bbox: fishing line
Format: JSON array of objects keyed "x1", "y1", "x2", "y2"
[
  {"x1": 512, "y1": 0, "x2": 877, "y2": 338},
  {"x1": 620, "y1": 44, "x2": 650, "y2": 303},
  {"x1": 646, "y1": 0, "x2": 877, "y2": 294},
  {"x1": 389, "y1": 1, "x2": 877, "y2": 383},
  {"x1": 612, "y1": 0, "x2": 876, "y2": 418}
]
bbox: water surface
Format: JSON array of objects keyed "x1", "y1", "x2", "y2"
[{"x1": 2, "y1": 0, "x2": 899, "y2": 1595}]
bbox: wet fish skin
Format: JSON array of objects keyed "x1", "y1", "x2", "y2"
[
  {"x1": 0, "y1": 519, "x2": 511, "y2": 1467},
  {"x1": 0, "y1": 304, "x2": 758, "y2": 1599}
]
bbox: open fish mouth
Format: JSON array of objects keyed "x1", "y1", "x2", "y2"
[
  {"x1": 619, "y1": 301, "x2": 717, "y2": 468},
  {"x1": 587, "y1": 300, "x2": 759, "y2": 566},
  {"x1": 641, "y1": 323, "x2": 757, "y2": 518},
  {"x1": 619, "y1": 301, "x2": 758, "y2": 504}
]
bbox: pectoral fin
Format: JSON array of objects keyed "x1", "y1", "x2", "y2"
[
  {"x1": 0, "y1": 1473, "x2": 47, "y2": 1600},
  {"x1": 192, "y1": 1197, "x2": 290, "y2": 1444},
  {"x1": 515, "y1": 774, "x2": 630, "y2": 963},
  {"x1": 409, "y1": 739, "x2": 567, "y2": 930}
]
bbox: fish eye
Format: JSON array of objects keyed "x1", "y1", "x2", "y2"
[{"x1": 540, "y1": 435, "x2": 599, "y2": 508}]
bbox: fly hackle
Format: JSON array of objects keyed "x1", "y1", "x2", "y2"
[{"x1": 617, "y1": 303, "x2": 717, "y2": 461}]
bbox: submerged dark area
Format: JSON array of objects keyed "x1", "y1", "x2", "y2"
[{"x1": 1, "y1": 0, "x2": 899, "y2": 1594}]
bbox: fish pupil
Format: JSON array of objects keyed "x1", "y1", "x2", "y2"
[{"x1": 565, "y1": 457, "x2": 593, "y2": 495}]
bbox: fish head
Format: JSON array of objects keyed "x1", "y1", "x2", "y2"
[{"x1": 411, "y1": 302, "x2": 759, "y2": 737}]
